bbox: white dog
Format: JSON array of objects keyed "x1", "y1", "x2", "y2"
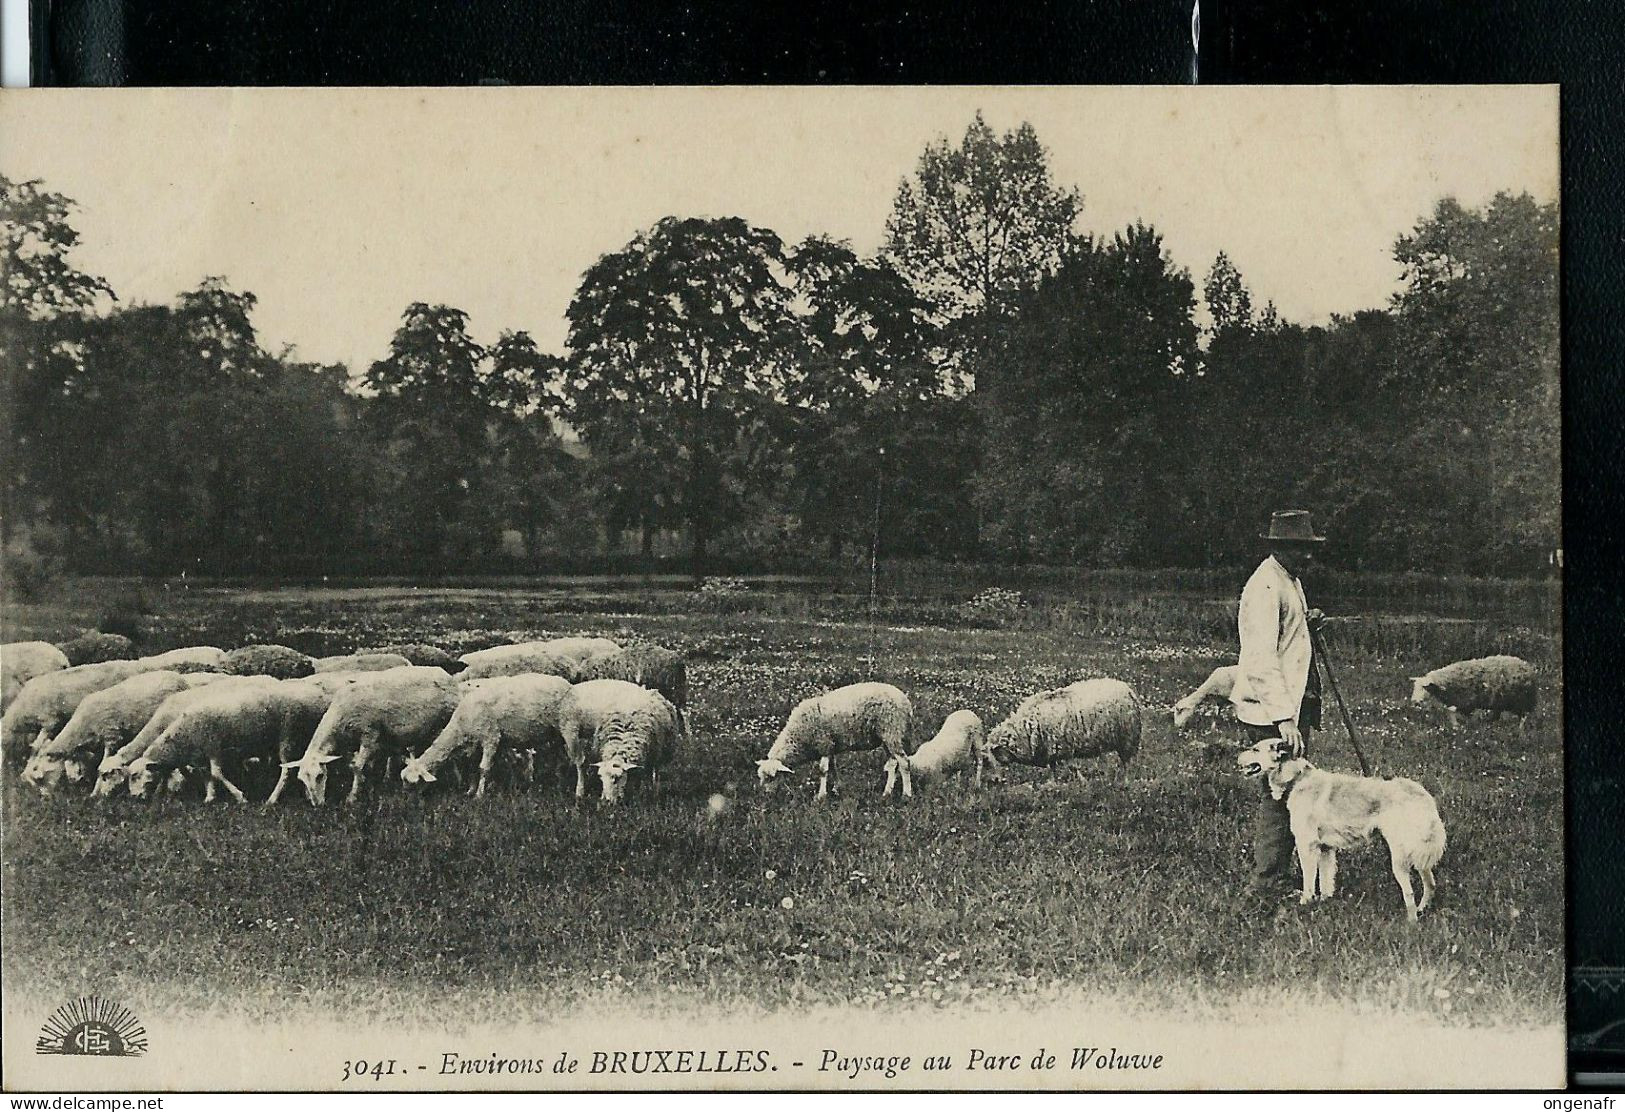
[{"x1": 1236, "y1": 739, "x2": 1447, "y2": 924}]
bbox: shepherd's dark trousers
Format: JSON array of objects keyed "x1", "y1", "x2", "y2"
[{"x1": 1244, "y1": 722, "x2": 1310, "y2": 892}]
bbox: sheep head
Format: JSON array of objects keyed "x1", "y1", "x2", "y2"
[
  {"x1": 21, "y1": 752, "x2": 66, "y2": 794},
  {"x1": 63, "y1": 754, "x2": 92, "y2": 784},
  {"x1": 1409, "y1": 677, "x2": 1437, "y2": 706},
  {"x1": 595, "y1": 756, "x2": 640, "y2": 804},
  {"x1": 755, "y1": 757, "x2": 793, "y2": 793},
  {"x1": 1170, "y1": 696, "x2": 1200, "y2": 730},
  {"x1": 287, "y1": 753, "x2": 343, "y2": 805},
  {"x1": 399, "y1": 755, "x2": 437, "y2": 785},
  {"x1": 92, "y1": 756, "x2": 130, "y2": 798},
  {"x1": 127, "y1": 757, "x2": 161, "y2": 799}
]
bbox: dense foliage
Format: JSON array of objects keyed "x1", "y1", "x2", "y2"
[{"x1": 0, "y1": 119, "x2": 1559, "y2": 577}]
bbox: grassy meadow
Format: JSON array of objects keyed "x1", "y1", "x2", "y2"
[{"x1": 0, "y1": 571, "x2": 1564, "y2": 1027}]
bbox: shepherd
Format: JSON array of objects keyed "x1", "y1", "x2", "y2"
[{"x1": 1231, "y1": 510, "x2": 1327, "y2": 904}]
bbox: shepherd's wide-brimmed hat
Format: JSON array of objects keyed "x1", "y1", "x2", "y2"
[{"x1": 1260, "y1": 510, "x2": 1326, "y2": 543}]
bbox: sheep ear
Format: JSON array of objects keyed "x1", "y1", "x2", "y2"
[
  {"x1": 421, "y1": 769, "x2": 437, "y2": 783},
  {"x1": 319, "y1": 754, "x2": 343, "y2": 764},
  {"x1": 280, "y1": 760, "x2": 301, "y2": 770}
]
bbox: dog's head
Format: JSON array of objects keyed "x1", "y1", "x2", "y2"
[{"x1": 1236, "y1": 739, "x2": 1311, "y2": 799}]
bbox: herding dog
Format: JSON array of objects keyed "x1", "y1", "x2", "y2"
[{"x1": 1236, "y1": 739, "x2": 1447, "y2": 924}]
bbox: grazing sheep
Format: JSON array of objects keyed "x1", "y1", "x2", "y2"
[
  {"x1": 573, "y1": 644, "x2": 687, "y2": 711},
  {"x1": 376, "y1": 642, "x2": 466, "y2": 672},
  {"x1": 91, "y1": 676, "x2": 279, "y2": 797},
  {"x1": 22, "y1": 670, "x2": 227, "y2": 792},
  {"x1": 3, "y1": 641, "x2": 70, "y2": 710},
  {"x1": 313, "y1": 652, "x2": 413, "y2": 673},
  {"x1": 1171, "y1": 664, "x2": 1238, "y2": 730},
  {"x1": 2, "y1": 659, "x2": 152, "y2": 769},
  {"x1": 556, "y1": 678, "x2": 683, "y2": 804},
  {"x1": 133, "y1": 646, "x2": 228, "y2": 674},
  {"x1": 986, "y1": 678, "x2": 1142, "y2": 780},
  {"x1": 126, "y1": 679, "x2": 336, "y2": 803},
  {"x1": 222, "y1": 644, "x2": 316, "y2": 679},
  {"x1": 756, "y1": 682, "x2": 914, "y2": 800},
  {"x1": 56, "y1": 631, "x2": 138, "y2": 666},
  {"x1": 883, "y1": 709, "x2": 1000, "y2": 796},
  {"x1": 458, "y1": 637, "x2": 621, "y2": 682},
  {"x1": 279, "y1": 667, "x2": 463, "y2": 805},
  {"x1": 402, "y1": 673, "x2": 573, "y2": 797},
  {"x1": 1410, "y1": 655, "x2": 1539, "y2": 728}
]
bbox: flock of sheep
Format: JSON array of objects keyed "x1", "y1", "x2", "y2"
[
  {"x1": 2, "y1": 626, "x2": 1538, "y2": 811},
  {"x1": 1, "y1": 631, "x2": 1150, "y2": 807}
]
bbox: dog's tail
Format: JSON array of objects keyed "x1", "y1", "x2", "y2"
[{"x1": 1397, "y1": 804, "x2": 1447, "y2": 872}]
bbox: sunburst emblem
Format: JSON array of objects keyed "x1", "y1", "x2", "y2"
[{"x1": 35, "y1": 997, "x2": 148, "y2": 1057}]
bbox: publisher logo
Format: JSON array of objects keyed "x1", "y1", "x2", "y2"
[{"x1": 36, "y1": 996, "x2": 148, "y2": 1057}]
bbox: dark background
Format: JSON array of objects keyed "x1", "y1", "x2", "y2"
[{"x1": 28, "y1": 0, "x2": 1625, "y2": 1081}]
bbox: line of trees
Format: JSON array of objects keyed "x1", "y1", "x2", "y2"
[{"x1": 0, "y1": 114, "x2": 1559, "y2": 581}]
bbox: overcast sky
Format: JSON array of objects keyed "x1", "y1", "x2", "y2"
[{"x1": 1, "y1": 85, "x2": 1556, "y2": 371}]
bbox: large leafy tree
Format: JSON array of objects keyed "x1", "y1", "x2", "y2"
[
  {"x1": 884, "y1": 112, "x2": 1082, "y2": 377},
  {"x1": 784, "y1": 236, "x2": 953, "y2": 557},
  {"x1": 564, "y1": 216, "x2": 800, "y2": 575},
  {"x1": 362, "y1": 303, "x2": 499, "y2": 564},
  {"x1": 1387, "y1": 192, "x2": 1559, "y2": 571},
  {"x1": 976, "y1": 223, "x2": 1198, "y2": 563},
  {"x1": 1, "y1": 176, "x2": 114, "y2": 540}
]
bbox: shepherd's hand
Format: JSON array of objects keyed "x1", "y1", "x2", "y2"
[{"x1": 1278, "y1": 720, "x2": 1304, "y2": 757}]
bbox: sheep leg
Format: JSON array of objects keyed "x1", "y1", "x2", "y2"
[
  {"x1": 203, "y1": 777, "x2": 218, "y2": 804},
  {"x1": 1390, "y1": 845, "x2": 1419, "y2": 923},
  {"x1": 1418, "y1": 865, "x2": 1437, "y2": 913},
  {"x1": 651, "y1": 768, "x2": 661, "y2": 799},
  {"x1": 347, "y1": 746, "x2": 372, "y2": 804},
  {"x1": 816, "y1": 756, "x2": 832, "y2": 800},
  {"x1": 265, "y1": 766, "x2": 295, "y2": 806},
  {"x1": 1445, "y1": 706, "x2": 1461, "y2": 729},
  {"x1": 475, "y1": 738, "x2": 499, "y2": 799},
  {"x1": 882, "y1": 758, "x2": 898, "y2": 797},
  {"x1": 898, "y1": 755, "x2": 914, "y2": 799},
  {"x1": 209, "y1": 757, "x2": 249, "y2": 804},
  {"x1": 574, "y1": 759, "x2": 588, "y2": 799}
]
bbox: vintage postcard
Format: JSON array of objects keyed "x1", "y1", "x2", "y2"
[{"x1": 0, "y1": 85, "x2": 1561, "y2": 1090}]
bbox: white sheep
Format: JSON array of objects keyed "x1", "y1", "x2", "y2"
[
  {"x1": 573, "y1": 644, "x2": 687, "y2": 712},
  {"x1": 2, "y1": 659, "x2": 153, "y2": 769},
  {"x1": 140, "y1": 646, "x2": 229, "y2": 672},
  {"x1": 92, "y1": 676, "x2": 280, "y2": 797},
  {"x1": 986, "y1": 678, "x2": 1142, "y2": 780},
  {"x1": 313, "y1": 652, "x2": 414, "y2": 673},
  {"x1": 222, "y1": 644, "x2": 316, "y2": 679},
  {"x1": 401, "y1": 673, "x2": 573, "y2": 797},
  {"x1": 556, "y1": 678, "x2": 683, "y2": 804},
  {"x1": 756, "y1": 682, "x2": 914, "y2": 800},
  {"x1": 22, "y1": 670, "x2": 227, "y2": 792},
  {"x1": 458, "y1": 637, "x2": 620, "y2": 682},
  {"x1": 1410, "y1": 655, "x2": 1539, "y2": 728},
  {"x1": 126, "y1": 679, "x2": 336, "y2": 803},
  {"x1": 1171, "y1": 664, "x2": 1238, "y2": 730},
  {"x1": 278, "y1": 667, "x2": 463, "y2": 805},
  {"x1": 2, "y1": 641, "x2": 70, "y2": 710},
  {"x1": 883, "y1": 709, "x2": 1001, "y2": 795}
]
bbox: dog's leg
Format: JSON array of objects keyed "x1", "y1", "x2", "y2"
[
  {"x1": 1418, "y1": 866, "x2": 1436, "y2": 914},
  {"x1": 1390, "y1": 846, "x2": 1419, "y2": 923},
  {"x1": 1319, "y1": 848, "x2": 1337, "y2": 900},
  {"x1": 1297, "y1": 840, "x2": 1319, "y2": 905}
]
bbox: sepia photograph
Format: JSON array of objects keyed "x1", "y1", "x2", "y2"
[{"x1": 0, "y1": 85, "x2": 1562, "y2": 1090}]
